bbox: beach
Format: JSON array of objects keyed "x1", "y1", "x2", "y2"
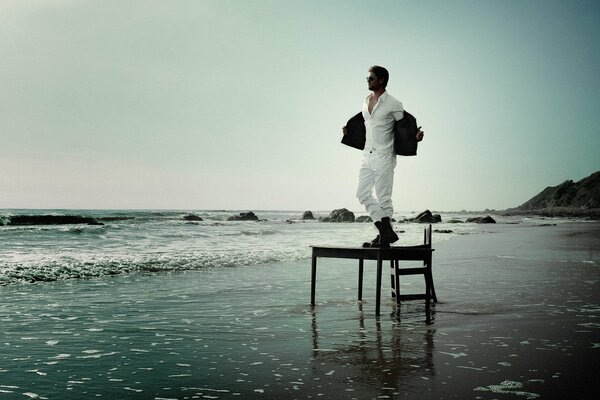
[{"x1": 1, "y1": 217, "x2": 599, "y2": 399}]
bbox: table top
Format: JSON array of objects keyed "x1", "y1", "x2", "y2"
[{"x1": 310, "y1": 244, "x2": 433, "y2": 261}]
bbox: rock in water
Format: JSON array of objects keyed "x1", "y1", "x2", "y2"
[
  {"x1": 8, "y1": 215, "x2": 103, "y2": 226},
  {"x1": 327, "y1": 208, "x2": 355, "y2": 222},
  {"x1": 302, "y1": 211, "x2": 315, "y2": 220},
  {"x1": 227, "y1": 211, "x2": 259, "y2": 221},
  {"x1": 412, "y1": 210, "x2": 442, "y2": 223},
  {"x1": 355, "y1": 215, "x2": 373, "y2": 223},
  {"x1": 183, "y1": 214, "x2": 203, "y2": 221},
  {"x1": 466, "y1": 215, "x2": 496, "y2": 224}
]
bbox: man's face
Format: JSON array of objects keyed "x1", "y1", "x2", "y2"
[{"x1": 367, "y1": 72, "x2": 381, "y2": 91}]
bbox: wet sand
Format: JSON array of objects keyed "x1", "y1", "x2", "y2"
[{"x1": 0, "y1": 221, "x2": 598, "y2": 399}]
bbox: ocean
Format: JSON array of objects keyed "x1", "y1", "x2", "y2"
[{"x1": 0, "y1": 209, "x2": 484, "y2": 286}]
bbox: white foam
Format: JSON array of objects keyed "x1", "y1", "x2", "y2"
[
  {"x1": 439, "y1": 351, "x2": 467, "y2": 358},
  {"x1": 474, "y1": 380, "x2": 540, "y2": 399}
]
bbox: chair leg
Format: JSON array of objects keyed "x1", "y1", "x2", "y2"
[
  {"x1": 426, "y1": 256, "x2": 437, "y2": 303},
  {"x1": 428, "y1": 271, "x2": 438, "y2": 303},
  {"x1": 394, "y1": 260, "x2": 400, "y2": 306},
  {"x1": 389, "y1": 259, "x2": 395, "y2": 298}
]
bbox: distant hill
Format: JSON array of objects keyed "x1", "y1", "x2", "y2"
[{"x1": 504, "y1": 171, "x2": 600, "y2": 219}]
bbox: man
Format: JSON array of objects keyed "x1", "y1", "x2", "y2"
[{"x1": 343, "y1": 66, "x2": 424, "y2": 247}]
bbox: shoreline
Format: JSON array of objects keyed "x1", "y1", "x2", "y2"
[{"x1": 501, "y1": 207, "x2": 600, "y2": 220}]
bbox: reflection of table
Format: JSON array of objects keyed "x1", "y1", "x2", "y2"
[
  {"x1": 310, "y1": 305, "x2": 436, "y2": 395},
  {"x1": 310, "y1": 225, "x2": 436, "y2": 316}
]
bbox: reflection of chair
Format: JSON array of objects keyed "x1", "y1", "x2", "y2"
[{"x1": 310, "y1": 225, "x2": 436, "y2": 316}]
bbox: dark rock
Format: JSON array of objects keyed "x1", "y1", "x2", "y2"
[
  {"x1": 302, "y1": 211, "x2": 315, "y2": 220},
  {"x1": 434, "y1": 229, "x2": 453, "y2": 234},
  {"x1": 183, "y1": 214, "x2": 203, "y2": 222},
  {"x1": 355, "y1": 215, "x2": 373, "y2": 223},
  {"x1": 411, "y1": 210, "x2": 442, "y2": 223},
  {"x1": 227, "y1": 211, "x2": 259, "y2": 221},
  {"x1": 8, "y1": 215, "x2": 103, "y2": 226},
  {"x1": 447, "y1": 219, "x2": 464, "y2": 223},
  {"x1": 466, "y1": 215, "x2": 496, "y2": 224},
  {"x1": 97, "y1": 216, "x2": 135, "y2": 222},
  {"x1": 326, "y1": 208, "x2": 355, "y2": 223}
]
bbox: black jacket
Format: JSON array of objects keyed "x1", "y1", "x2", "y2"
[{"x1": 341, "y1": 111, "x2": 418, "y2": 156}]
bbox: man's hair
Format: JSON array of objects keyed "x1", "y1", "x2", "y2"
[{"x1": 369, "y1": 65, "x2": 389, "y2": 88}]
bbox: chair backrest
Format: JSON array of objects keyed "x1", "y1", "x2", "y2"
[{"x1": 424, "y1": 224, "x2": 432, "y2": 247}]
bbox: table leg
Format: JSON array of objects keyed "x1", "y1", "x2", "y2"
[
  {"x1": 376, "y1": 252, "x2": 382, "y2": 316},
  {"x1": 311, "y1": 256, "x2": 317, "y2": 306},
  {"x1": 394, "y1": 259, "x2": 400, "y2": 306},
  {"x1": 358, "y1": 258, "x2": 364, "y2": 301}
]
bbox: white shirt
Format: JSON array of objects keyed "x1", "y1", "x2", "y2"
[{"x1": 362, "y1": 91, "x2": 404, "y2": 154}]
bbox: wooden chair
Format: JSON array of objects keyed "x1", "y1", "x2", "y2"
[{"x1": 390, "y1": 224, "x2": 437, "y2": 308}]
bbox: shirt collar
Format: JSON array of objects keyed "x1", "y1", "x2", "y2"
[{"x1": 366, "y1": 90, "x2": 388, "y2": 102}]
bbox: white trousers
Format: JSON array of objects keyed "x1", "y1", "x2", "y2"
[{"x1": 356, "y1": 151, "x2": 397, "y2": 222}]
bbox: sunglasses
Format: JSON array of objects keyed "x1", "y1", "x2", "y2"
[{"x1": 366, "y1": 76, "x2": 376, "y2": 82}]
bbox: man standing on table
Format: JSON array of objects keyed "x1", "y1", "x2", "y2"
[{"x1": 343, "y1": 66, "x2": 424, "y2": 248}]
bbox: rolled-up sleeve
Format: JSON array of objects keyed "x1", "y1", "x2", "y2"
[{"x1": 392, "y1": 100, "x2": 404, "y2": 121}]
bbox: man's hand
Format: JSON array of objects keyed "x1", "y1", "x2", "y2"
[
  {"x1": 416, "y1": 127, "x2": 424, "y2": 142},
  {"x1": 342, "y1": 126, "x2": 348, "y2": 136}
]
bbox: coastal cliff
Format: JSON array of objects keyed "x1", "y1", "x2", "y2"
[{"x1": 504, "y1": 171, "x2": 600, "y2": 219}]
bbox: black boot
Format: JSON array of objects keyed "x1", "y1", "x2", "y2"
[
  {"x1": 362, "y1": 234, "x2": 380, "y2": 248},
  {"x1": 363, "y1": 221, "x2": 390, "y2": 248},
  {"x1": 378, "y1": 217, "x2": 399, "y2": 246}
]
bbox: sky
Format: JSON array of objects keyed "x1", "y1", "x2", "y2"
[{"x1": 1, "y1": 0, "x2": 599, "y2": 212}]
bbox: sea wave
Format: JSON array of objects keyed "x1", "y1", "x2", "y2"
[{"x1": 0, "y1": 248, "x2": 310, "y2": 285}]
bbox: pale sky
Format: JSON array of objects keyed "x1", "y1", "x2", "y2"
[{"x1": 1, "y1": 0, "x2": 599, "y2": 212}]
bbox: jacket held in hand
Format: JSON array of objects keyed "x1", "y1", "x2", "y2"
[{"x1": 341, "y1": 111, "x2": 418, "y2": 156}]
